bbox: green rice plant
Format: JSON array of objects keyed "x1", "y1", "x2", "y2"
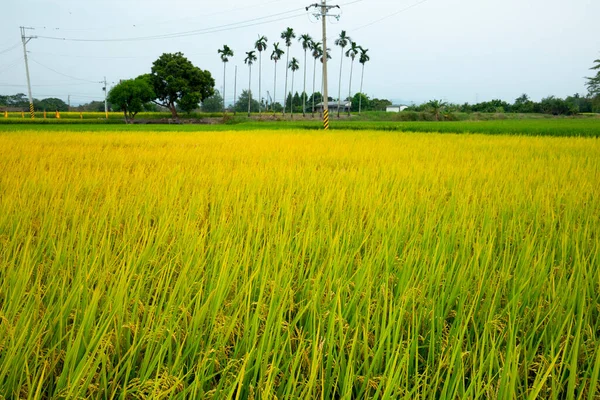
[{"x1": 0, "y1": 130, "x2": 598, "y2": 398}]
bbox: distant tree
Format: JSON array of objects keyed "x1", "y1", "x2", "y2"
[
  {"x1": 201, "y1": 90, "x2": 224, "y2": 112},
  {"x1": 311, "y1": 41, "x2": 322, "y2": 116},
  {"x1": 254, "y1": 36, "x2": 268, "y2": 113},
  {"x1": 512, "y1": 94, "x2": 535, "y2": 113},
  {"x1": 298, "y1": 34, "x2": 313, "y2": 116},
  {"x1": 271, "y1": 102, "x2": 283, "y2": 113},
  {"x1": 370, "y1": 98, "x2": 392, "y2": 111},
  {"x1": 358, "y1": 47, "x2": 370, "y2": 114},
  {"x1": 539, "y1": 96, "x2": 578, "y2": 115},
  {"x1": 586, "y1": 58, "x2": 600, "y2": 97},
  {"x1": 217, "y1": 45, "x2": 234, "y2": 113},
  {"x1": 426, "y1": 100, "x2": 448, "y2": 121},
  {"x1": 150, "y1": 52, "x2": 215, "y2": 118},
  {"x1": 281, "y1": 27, "x2": 296, "y2": 115},
  {"x1": 108, "y1": 75, "x2": 155, "y2": 123},
  {"x1": 36, "y1": 97, "x2": 69, "y2": 111},
  {"x1": 288, "y1": 57, "x2": 300, "y2": 118},
  {"x1": 235, "y1": 90, "x2": 260, "y2": 113},
  {"x1": 271, "y1": 43, "x2": 285, "y2": 113},
  {"x1": 335, "y1": 30, "x2": 351, "y2": 117},
  {"x1": 345, "y1": 41, "x2": 360, "y2": 116},
  {"x1": 351, "y1": 93, "x2": 370, "y2": 112},
  {"x1": 244, "y1": 51, "x2": 257, "y2": 117}
]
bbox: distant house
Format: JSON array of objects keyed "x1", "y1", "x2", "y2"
[
  {"x1": 386, "y1": 105, "x2": 409, "y2": 113},
  {"x1": 316, "y1": 101, "x2": 352, "y2": 113}
]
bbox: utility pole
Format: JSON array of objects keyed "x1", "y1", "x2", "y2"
[
  {"x1": 102, "y1": 77, "x2": 108, "y2": 119},
  {"x1": 20, "y1": 26, "x2": 37, "y2": 119},
  {"x1": 306, "y1": 1, "x2": 340, "y2": 130},
  {"x1": 68, "y1": 95, "x2": 71, "y2": 111}
]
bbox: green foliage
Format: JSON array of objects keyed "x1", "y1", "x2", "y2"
[
  {"x1": 539, "y1": 96, "x2": 579, "y2": 116},
  {"x1": 108, "y1": 76, "x2": 155, "y2": 123},
  {"x1": 34, "y1": 97, "x2": 69, "y2": 112},
  {"x1": 351, "y1": 93, "x2": 370, "y2": 112},
  {"x1": 235, "y1": 90, "x2": 260, "y2": 113},
  {"x1": 586, "y1": 58, "x2": 600, "y2": 96},
  {"x1": 201, "y1": 90, "x2": 224, "y2": 113},
  {"x1": 150, "y1": 52, "x2": 215, "y2": 118}
]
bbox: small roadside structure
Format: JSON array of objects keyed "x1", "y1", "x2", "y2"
[
  {"x1": 386, "y1": 105, "x2": 409, "y2": 112},
  {"x1": 316, "y1": 101, "x2": 351, "y2": 113}
]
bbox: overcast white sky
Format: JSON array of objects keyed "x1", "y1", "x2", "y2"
[{"x1": 1, "y1": 0, "x2": 599, "y2": 106}]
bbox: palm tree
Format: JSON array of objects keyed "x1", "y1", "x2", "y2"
[
  {"x1": 358, "y1": 47, "x2": 370, "y2": 114},
  {"x1": 334, "y1": 30, "x2": 351, "y2": 117},
  {"x1": 345, "y1": 41, "x2": 360, "y2": 116},
  {"x1": 280, "y1": 27, "x2": 296, "y2": 116},
  {"x1": 244, "y1": 51, "x2": 257, "y2": 117},
  {"x1": 254, "y1": 36, "x2": 268, "y2": 114},
  {"x1": 311, "y1": 41, "x2": 322, "y2": 117},
  {"x1": 289, "y1": 57, "x2": 300, "y2": 119},
  {"x1": 217, "y1": 45, "x2": 234, "y2": 112},
  {"x1": 270, "y1": 43, "x2": 284, "y2": 113},
  {"x1": 427, "y1": 99, "x2": 447, "y2": 121},
  {"x1": 298, "y1": 34, "x2": 313, "y2": 117}
]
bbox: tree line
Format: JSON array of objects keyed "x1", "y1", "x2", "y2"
[{"x1": 216, "y1": 27, "x2": 371, "y2": 118}]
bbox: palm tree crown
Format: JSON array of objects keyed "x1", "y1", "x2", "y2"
[
  {"x1": 218, "y1": 45, "x2": 234, "y2": 62},
  {"x1": 312, "y1": 41, "x2": 323, "y2": 60},
  {"x1": 299, "y1": 34, "x2": 313, "y2": 51},
  {"x1": 346, "y1": 41, "x2": 360, "y2": 60},
  {"x1": 359, "y1": 47, "x2": 370, "y2": 65},
  {"x1": 271, "y1": 43, "x2": 284, "y2": 62},
  {"x1": 289, "y1": 57, "x2": 300, "y2": 72},
  {"x1": 335, "y1": 30, "x2": 351, "y2": 49},
  {"x1": 245, "y1": 51, "x2": 257, "y2": 65},
  {"x1": 281, "y1": 27, "x2": 296, "y2": 46},
  {"x1": 255, "y1": 36, "x2": 268, "y2": 52}
]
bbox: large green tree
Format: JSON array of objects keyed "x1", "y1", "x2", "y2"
[
  {"x1": 150, "y1": 52, "x2": 215, "y2": 118},
  {"x1": 108, "y1": 75, "x2": 155, "y2": 123}
]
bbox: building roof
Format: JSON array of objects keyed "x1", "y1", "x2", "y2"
[{"x1": 316, "y1": 101, "x2": 352, "y2": 107}]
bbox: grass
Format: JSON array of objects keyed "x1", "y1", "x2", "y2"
[
  {"x1": 0, "y1": 118, "x2": 599, "y2": 137},
  {"x1": 0, "y1": 129, "x2": 599, "y2": 398}
]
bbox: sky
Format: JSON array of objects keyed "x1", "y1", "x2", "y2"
[{"x1": 1, "y1": 0, "x2": 599, "y2": 106}]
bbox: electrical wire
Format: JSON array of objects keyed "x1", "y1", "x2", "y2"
[
  {"x1": 0, "y1": 43, "x2": 21, "y2": 56},
  {"x1": 28, "y1": 57, "x2": 101, "y2": 83},
  {"x1": 36, "y1": 8, "x2": 307, "y2": 42},
  {"x1": 352, "y1": 0, "x2": 430, "y2": 31},
  {"x1": 0, "y1": 56, "x2": 24, "y2": 74}
]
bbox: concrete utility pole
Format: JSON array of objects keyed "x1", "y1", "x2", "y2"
[
  {"x1": 306, "y1": 1, "x2": 340, "y2": 130},
  {"x1": 20, "y1": 26, "x2": 37, "y2": 118},
  {"x1": 103, "y1": 76, "x2": 108, "y2": 119}
]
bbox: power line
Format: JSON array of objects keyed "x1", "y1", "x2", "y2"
[
  {"x1": 28, "y1": 57, "x2": 101, "y2": 83},
  {"x1": 0, "y1": 43, "x2": 21, "y2": 55},
  {"x1": 0, "y1": 56, "x2": 23, "y2": 74},
  {"x1": 353, "y1": 0, "x2": 430, "y2": 31},
  {"x1": 36, "y1": 8, "x2": 307, "y2": 42}
]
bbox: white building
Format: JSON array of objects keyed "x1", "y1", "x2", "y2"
[{"x1": 386, "y1": 105, "x2": 409, "y2": 113}]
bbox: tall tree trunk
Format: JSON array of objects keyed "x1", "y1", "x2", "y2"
[
  {"x1": 359, "y1": 64, "x2": 365, "y2": 114},
  {"x1": 291, "y1": 71, "x2": 295, "y2": 119},
  {"x1": 223, "y1": 62, "x2": 226, "y2": 113},
  {"x1": 348, "y1": 57, "x2": 354, "y2": 117},
  {"x1": 283, "y1": 49, "x2": 290, "y2": 116},
  {"x1": 273, "y1": 61, "x2": 277, "y2": 114},
  {"x1": 303, "y1": 49, "x2": 307, "y2": 117},
  {"x1": 312, "y1": 58, "x2": 317, "y2": 117},
  {"x1": 337, "y1": 47, "x2": 344, "y2": 118},
  {"x1": 169, "y1": 103, "x2": 178, "y2": 119},
  {"x1": 258, "y1": 52, "x2": 262, "y2": 114},
  {"x1": 248, "y1": 65, "x2": 252, "y2": 117}
]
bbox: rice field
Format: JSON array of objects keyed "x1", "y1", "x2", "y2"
[{"x1": 0, "y1": 129, "x2": 599, "y2": 398}]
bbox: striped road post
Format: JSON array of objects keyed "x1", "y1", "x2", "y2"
[
  {"x1": 323, "y1": 109, "x2": 330, "y2": 130},
  {"x1": 29, "y1": 103, "x2": 35, "y2": 119}
]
